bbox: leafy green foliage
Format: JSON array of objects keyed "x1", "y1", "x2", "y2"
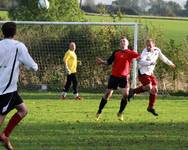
[{"x1": 8, "y1": 0, "x2": 84, "y2": 21}]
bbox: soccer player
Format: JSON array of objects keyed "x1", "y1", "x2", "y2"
[
  {"x1": 0, "y1": 22, "x2": 38, "y2": 150},
  {"x1": 95, "y1": 36, "x2": 140, "y2": 121},
  {"x1": 128, "y1": 39, "x2": 176, "y2": 116},
  {"x1": 60, "y1": 42, "x2": 81, "y2": 100}
]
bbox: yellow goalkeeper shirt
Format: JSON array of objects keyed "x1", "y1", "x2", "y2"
[{"x1": 63, "y1": 49, "x2": 77, "y2": 73}]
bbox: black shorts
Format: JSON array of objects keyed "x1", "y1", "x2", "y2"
[
  {"x1": 107, "y1": 75, "x2": 128, "y2": 90},
  {"x1": 0, "y1": 91, "x2": 23, "y2": 115}
]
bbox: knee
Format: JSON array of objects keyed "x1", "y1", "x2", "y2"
[
  {"x1": 150, "y1": 86, "x2": 157, "y2": 95},
  {"x1": 104, "y1": 90, "x2": 113, "y2": 100},
  {"x1": 18, "y1": 107, "x2": 28, "y2": 118},
  {"x1": 122, "y1": 95, "x2": 128, "y2": 101},
  {"x1": 143, "y1": 84, "x2": 152, "y2": 91}
]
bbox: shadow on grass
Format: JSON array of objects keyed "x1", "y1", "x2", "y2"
[
  {"x1": 12, "y1": 122, "x2": 188, "y2": 150},
  {"x1": 20, "y1": 92, "x2": 107, "y2": 100}
]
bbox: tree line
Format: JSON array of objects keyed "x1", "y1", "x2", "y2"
[{"x1": 82, "y1": 0, "x2": 188, "y2": 17}]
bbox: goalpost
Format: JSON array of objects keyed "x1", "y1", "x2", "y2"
[{"x1": 0, "y1": 21, "x2": 139, "y2": 91}]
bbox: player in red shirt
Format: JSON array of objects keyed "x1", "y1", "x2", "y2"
[{"x1": 95, "y1": 36, "x2": 140, "y2": 121}]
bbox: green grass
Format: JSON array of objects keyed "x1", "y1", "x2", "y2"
[
  {"x1": 1, "y1": 92, "x2": 188, "y2": 150},
  {"x1": 0, "y1": 10, "x2": 9, "y2": 20},
  {"x1": 85, "y1": 15, "x2": 188, "y2": 42}
]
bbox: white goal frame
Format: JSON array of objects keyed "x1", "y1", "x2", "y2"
[{"x1": 0, "y1": 21, "x2": 139, "y2": 88}]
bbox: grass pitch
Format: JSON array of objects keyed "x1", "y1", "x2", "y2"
[{"x1": 1, "y1": 92, "x2": 188, "y2": 150}]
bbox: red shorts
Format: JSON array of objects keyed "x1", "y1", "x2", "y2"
[{"x1": 138, "y1": 74, "x2": 157, "y2": 86}]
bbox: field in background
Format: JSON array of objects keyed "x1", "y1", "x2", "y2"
[
  {"x1": 1, "y1": 92, "x2": 188, "y2": 150},
  {"x1": 85, "y1": 14, "x2": 188, "y2": 43},
  {"x1": 0, "y1": 11, "x2": 187, "y2": 42},
  {"x1": 0, "y1": 10, "x2": 9, "y2": 20}
]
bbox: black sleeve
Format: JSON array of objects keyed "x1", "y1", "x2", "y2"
[{"x1": 107, "y1": 50, "x2": 117, "y2": 65}]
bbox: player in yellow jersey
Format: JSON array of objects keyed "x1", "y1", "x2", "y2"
[{"x1": 60, "y1": 42, "x2": 81, "y2": 100}]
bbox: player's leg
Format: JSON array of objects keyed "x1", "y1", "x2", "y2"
[
  {"x1": 96, "y1": 89, "x2": 113, "y2": 120},
  {"x1": 61, "y1": 74, "x2": 72, "y2": 99},
  {"x1": 147, "y1": 76, "x2": 158, "y2": 116},
  {"x1": 117, "y1": 77, "x2": 129, "y2": 121},
  {"x1": 0, "y1": 114, "x2": 14, "y2": 150},
  {"x1": 72, "y1": 73, "x2": 81, "y2": 100},
  {"x1": 3, "y1": 102, "x2": 27, "y2": 137},
  {"x1": 0, "y1": 91, "x2": 26, "y2": 150},
  {"x1": 128, "y1": 74, "x2": 151, "y2": 101},
  {"x1": 0, "y1": 115, "x2": 6, "y2": 127},
  {"x1": 96, "y1": 75, "x2": 117, "y2": 120}
]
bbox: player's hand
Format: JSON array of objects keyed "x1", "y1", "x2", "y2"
[
  {"x1": 78, "y1": 60, "x2": 82, "y2": 66},
  {"x1": 171, "y1": 63, "x2": 176, "y2": 69},
  {"x1": 65, "y1": 67, "x2": 71, "y2": 75},
  {"x1": 96, "y1": 57, "x2": 104, "y2": 65}
]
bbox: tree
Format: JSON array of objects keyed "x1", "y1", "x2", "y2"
[
  {"x1": 0, "y1": 0, "x2": 11, "y2": 9},
  {"x1": 81, "y1": 0, "x2": 97, "y2": 13},
  {"x1": 149, "y1": 0, "x2": 174, "y2": 16},
  {"x1": 8, "y1": 0, "x2": 84, "y2": 21},
  {"x1": 111, "y1": 0, "x2": 141, "y2": 15},
  {"x1": 167, "y1": 1, "x2": 182, "y2": 15},
  {"x1": 185, "y1": 0, "x2": 188, "y2": 10}
]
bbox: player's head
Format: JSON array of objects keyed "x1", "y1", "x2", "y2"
[
  {"x1": 120, "y1": 36, "x2": 129, "y2": 50},
  {"x1": 146, "y1": 39, "x2": 155, "y2": 51},
  {"x1": 1, "y1": 22, "x2": 16, "y2": 38},
  {"x1": 69, "y1": 42, "x2": 76, "y2": 51}
]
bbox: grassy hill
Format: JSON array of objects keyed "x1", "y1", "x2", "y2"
[
  {"x1": 85, "y1": 14, "x2": 188, "y2": 42},
  {"x1": 0, "y1": 10, "x2": 9, "y2": 20},
  {"x1": 0, "y1": 10, "x2": 187, "y2": 42}
]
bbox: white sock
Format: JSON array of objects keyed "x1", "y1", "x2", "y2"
[
  {"x1": 74, "y1": 93, "x2": 79, "y2": 97},
  {"x1": 61, "y1": 92, "x2": 67, "y2": 97}
]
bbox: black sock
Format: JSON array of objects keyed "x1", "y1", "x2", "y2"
[
  {"x1": 97, "y1": 97, "x2": 107, "y2": 114},
  {"x1": 119, "y1": 97, "x2": 128, "y2": 113}
]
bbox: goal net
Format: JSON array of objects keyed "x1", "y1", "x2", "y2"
[{"x1": 0, "y1": 21, "x2": 140, "y2": 93}]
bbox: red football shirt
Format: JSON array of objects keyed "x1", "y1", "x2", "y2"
[{"x1": 107, "y1": 49, "x2": 140, "y2": 77}]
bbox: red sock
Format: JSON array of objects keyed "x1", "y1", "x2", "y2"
[
  {"x1": 4, "y1": 113, "x2": 22, "y2": 137},
  {"x1": 134, "y1": 86, "x2": 145, "y2": 94},
  {"x1": 148, "y1": 94, "x2": 156, "y2": 108}
]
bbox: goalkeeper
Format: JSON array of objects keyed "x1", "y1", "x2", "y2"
[{"x1": 61, "y1": 42, "x2": 81, "y2": 100}]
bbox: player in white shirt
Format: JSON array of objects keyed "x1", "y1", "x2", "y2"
[
  {"x1": 128, "y1": 39, "x2": 175, "y2": 116},
  {"x1": 0, "y1": 22, "x2": 38, "y2": 150}
]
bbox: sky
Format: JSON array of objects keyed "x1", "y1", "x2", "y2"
[{"x1": 83, "y1": 0, "x2": 186, "y2": 7}]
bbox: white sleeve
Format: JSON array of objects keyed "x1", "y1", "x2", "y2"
[
  {"x1": 158, "y1": 49, "x2": 174, "y2": 66},
  {"x1": 18, "y1": 43, "x2": 38, "y2": 71}
]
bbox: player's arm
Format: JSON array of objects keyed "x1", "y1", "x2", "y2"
[
  {"x1": 96, "y1": 57, "x2": 108, "y2": 65},
  {"x1": 63, "y1": 52, "x2": 71, "y2": 75},
  {"x1": 96, "y1": 50, "x2": 116, "y2": 65},
  {"x1": 18, "y1": 43, "x2": 38, "y2": 71},
  {"x1": 77, "y1": 60, "x2": 82, "y2": 66},
  {"x1": 158, "y1": 49, "x2": 176, "y2": 68}
]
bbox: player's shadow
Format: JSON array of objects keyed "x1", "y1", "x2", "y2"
[{"x1": 13, "y1": 121, "x2": 188, "y2": 150}]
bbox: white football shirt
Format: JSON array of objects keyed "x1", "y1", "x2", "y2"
[
  {"x1": 138, "y1": 47, "x2": 174, "y2": 75},
  {"x1": 0, "y1": 39, "x2": 38, "y2": 95}
]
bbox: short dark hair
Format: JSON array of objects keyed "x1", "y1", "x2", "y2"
[{"x1": 1, "y1": 22, "x2": 16, "y2": 38}]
